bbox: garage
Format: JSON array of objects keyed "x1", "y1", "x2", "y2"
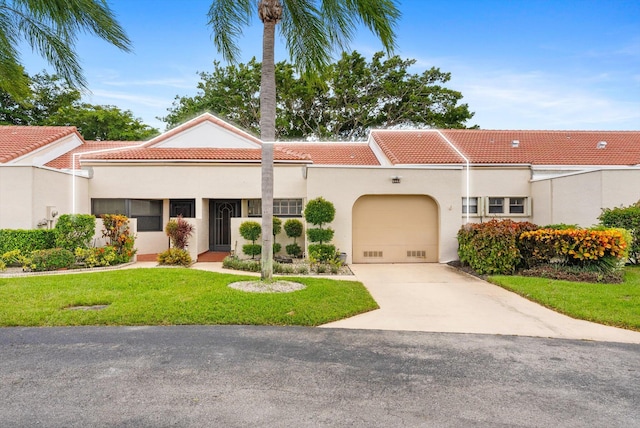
[{"x1": 352, "y1": 195, "x2": 439, "y2": 263}]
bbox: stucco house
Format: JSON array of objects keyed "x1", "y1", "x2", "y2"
[{"x1": 2, "y1": 112, "x2": 640, "y2": 264}]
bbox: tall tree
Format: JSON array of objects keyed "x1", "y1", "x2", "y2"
[
  {"x1": 0, "y1": 0, "x2": 131, "y2": 101},
  {"x1": 208, "y1": 0, "x2": 400, "y2": 280},
  {"x1": 47, "y1": 103, "x2": 159, "y2": 141},
  {"x1": 163, "y1": 52, "x2": 476, "y2": 138}
]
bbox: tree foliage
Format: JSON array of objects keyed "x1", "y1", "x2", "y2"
[
  {"x1": 47, "y1": 103, "x2": 159, "y2": 141},
  {"x1": 163, "y1": 51, "x2": 475, "y2": 140},
  {"x1": 0, "y1": 71, "x2": 159, "y2": 140}
]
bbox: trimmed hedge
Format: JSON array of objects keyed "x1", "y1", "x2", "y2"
[
  {"x1": 457, "y1": 219, "x2": 538, "y2": 275},
  {"x1": 0, "y1": 229, "x2": 56, "y2": 254},
  {"x1": 29, "y1": 248, "x2": 75, "y2": 272},
  {"x1": 54, "y1": 214, "x2": 96, "y2": 251}
]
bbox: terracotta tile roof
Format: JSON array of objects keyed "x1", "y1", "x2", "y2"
[
  {"x1": 45, "y1": 140, "x2": 142, "y2": 170},
  {"x1": 275, "y1": 143, "x2": 380, "y2": 165},
  {"x1": 371, "y1": 129, "x2": 640, "y2": 166},
  {"x1": 80, "y1": 147, "x2": 311, "y2": 163},
  {"x1": 0, "y1": 126, "x2": 80, "y2": 163}
]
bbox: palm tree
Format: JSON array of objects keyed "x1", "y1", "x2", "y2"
[
  {"x1": 0, "y1": 0, "x2": 131, "y2": 100},
  {"x1": 208, "y1": 0, "x2": 400, "y2": 281}
]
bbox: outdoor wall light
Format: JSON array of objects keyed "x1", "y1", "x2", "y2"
[{"x1": 391, "y1": 176, "x2": 401, "y2": 184}]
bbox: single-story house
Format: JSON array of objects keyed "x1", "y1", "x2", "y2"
[{"x1": 2, "y1": 113, "x2": 640, "y2": 263}]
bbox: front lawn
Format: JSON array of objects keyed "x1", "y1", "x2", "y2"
[
  {"x1": 0, "y1": 268, "x2": 378, "y2": 327},
  {"x1": 489, "y1": 266, "x2": 640, "y2": 331}
]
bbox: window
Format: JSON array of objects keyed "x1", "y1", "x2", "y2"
[
  {"x1": 509, "y1": 197, "x2": 526, "y2": 214},
  {"x1": 462, "y1": 197, "x2": 479, "y2": 214},
  {"x1": 92, "y1": 198, "x2": 163, "y2": 231},
  {"x1": 485, "y1": 197, "x2": 529, "y2": 216},
  {"x1": 488, "y1": 197, "x2": 504, "y2": 214},
  {"x1": 170, "y1": 199, "x2": 195, "y2": 218},
  {"x1": 247, "y1": 199, "x2": 303, "y2": 217}
]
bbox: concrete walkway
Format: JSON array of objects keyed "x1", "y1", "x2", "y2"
[
  {"x1": 320, "y1": 263, "x2": 640, "y2": 344},
  {"x1": 131, "y1": 261, "x2": 640, "y2": 344}
]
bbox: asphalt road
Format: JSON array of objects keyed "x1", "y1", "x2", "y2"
[{"x1": 1, "y1": 326, "x2": 638, "y2": 427}]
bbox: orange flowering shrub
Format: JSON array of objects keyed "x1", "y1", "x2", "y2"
[
  {"x1": 101, "y1": 214, "x2": 136, "y2": 264},
  {"x1": 519, "y1": 228, "x2": 627, "y2": 267}
]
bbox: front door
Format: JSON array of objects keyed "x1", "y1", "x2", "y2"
[{"x1": 209, "y1": 200, "x2": 240, "y2": 251}]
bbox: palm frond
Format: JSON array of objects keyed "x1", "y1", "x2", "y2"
[
  {"x1": 208, "y1": 0, "x2": 254, "y2": 63},
  {"x1": 0, "y1": 0, "x2": 131, "y2": 98}
]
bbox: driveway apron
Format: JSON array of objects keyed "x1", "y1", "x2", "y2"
[{"x1": 321, "y1": 263, "x2": 640, "y2": 343}]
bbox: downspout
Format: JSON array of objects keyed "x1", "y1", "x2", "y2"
[{"x1": 435, "y1": 130, "x2": 470, "y2": 224}]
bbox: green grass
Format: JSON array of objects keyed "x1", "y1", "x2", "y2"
[
  {"x1": 489, "y1": 266, "x2": 640, "y2": 331},
  {"x1": 0, "y1": 268, "x2": 378, "y2": 327}
]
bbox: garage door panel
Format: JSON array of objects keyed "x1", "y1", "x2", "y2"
[{"x1": 352, "y1": 195, "x2": 438, "y2": 263}]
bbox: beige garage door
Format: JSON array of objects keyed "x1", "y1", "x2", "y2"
[{"x1": 352, "y1": 195, "x2": 438, "y2": 263}]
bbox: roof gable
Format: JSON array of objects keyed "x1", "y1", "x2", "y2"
[{"x1": 147, "y1": 113, "x2": 262, "y2": 149}]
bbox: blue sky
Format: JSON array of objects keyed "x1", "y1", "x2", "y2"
[{"x1": 20, "y1": 0, "x2": 640, "y2": 133}]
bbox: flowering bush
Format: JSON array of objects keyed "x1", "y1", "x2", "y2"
[
  {"x1": 75, "y1": 246, "x2": 118, "y2": 267},
  {"x1": 520, "y1": 228, "x2": 627, "y2": 267},
  {"x1": 101, "y1": 214, "x2": 136, "y2": 263}
]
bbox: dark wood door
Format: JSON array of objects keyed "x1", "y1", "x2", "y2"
[{"x1": 209, "y1": 200, "x2": 240, "y2": 251}]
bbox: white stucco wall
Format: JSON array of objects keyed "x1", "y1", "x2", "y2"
[
  {"x1": 305, "y1": 166, "x2": 464, "y2": 263},
  {"x1": 85, "y1": 163, "x2": 307, "y2": 255},
  {"x1": 532, "y1": 168, "x2": 640, "y2": 228},
  {"x1": 0, "y1": 166, "x2": 89, "y2": 229}
]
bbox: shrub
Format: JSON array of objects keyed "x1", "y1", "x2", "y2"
[
  {"x1": 1, "y1": 249, "x2": 23, "y2": 266},
  {"x1": 0, "y1": 259, "x2": 5, "y2": 271},
  {"x1": 284, "y1": 219, "x2": 303, "y2": 240},
  {"x1": 273, "y1": 242, "x2": 282, "y2": 255},
  {"x1": 239, "y1": 221, "x2": 262, "y2": 259},
  {"x1": 284, "y1": 219, "x2": 304, "y2": 257},
  {"x1": 101, "y1": 214, "x2": 136, "y2": 263},
  {"x1": 29, "y1": 248, "x2": 75, "y2": 272},
  {"x1": 0, "y1": 229, "x2": 56, "y2": 254},
  {"x1": 599, "y1": 202, "x2": 640, "y2": 264},
  {"x1": 274, "y1": 262, "x2": 295, "y2": 274},
  {"x1": 222, "y1": 255, "x2": 260, "y2": 272},
  {"x1": 273, "y1": 217, "x2": 282, "y2": 255},
  {"x1": 74, "y1": 246, "x2": 118, "y2": 267},
  {"x1": 304, "y1": 197, "x2": 337, "y2": 262},
  {"x1": 306, "y1": 228, "x2": 334, "y2": 244},
  {"x1": 242, "y1": 244, "x2": 261, "y2": 258},
  {"x1": 304, "y1": 197, "x2": 335, "y2": 227},
  {"x1": 457, "y1": 219, "x2": 538, "y2": 275},
  {"x1": 157, "y1": 248, "x2": 192, "y2": 267},
  {"x1": 308, "y1": 244, "x2": 337, "y2": 263},
  {"x1": 519, "y1": 228, "x2": 627, "y2": 271},
  {"x1": 54, "y1": 214, "x2": 96, "y2": 251},
  {"x1": 295, "y1": 264, "x2": 309, "y2": 274},
  {"x1": 165, "y1": 216, "x2": 194, "y2": 250},
  {"x1": 286, "y1": 242, "x2": 302, "y2": 258}
]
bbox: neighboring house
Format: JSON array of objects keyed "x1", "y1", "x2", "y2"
[{"x1": 1, "y1": 113, "x2": 640, "y2": 264}]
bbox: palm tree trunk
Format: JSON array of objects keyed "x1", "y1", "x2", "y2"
[{"x1": 260, "y1": 17, "x2": 277, "y2": 281}]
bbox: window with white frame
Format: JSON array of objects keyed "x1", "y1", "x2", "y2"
[
  {"x1": 462, "y1": 197, "x2": 479, "y2": 214},
  {"x1": 485, "y1": 197, "x2": 529, "y2": 215},
  {"x1": 488, "y1": 197, "x2": 504, "y2": 214},
  {"x1": 509, "y1": 197, "x2": 526, "y2": 214},
  {"x1": 247, "y1": 199, "x2": 303, "y2": 217}
]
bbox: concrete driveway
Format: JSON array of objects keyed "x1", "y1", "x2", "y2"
[{"x1": 321, "y1": 263, "x2": 640, "y2": 344}]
